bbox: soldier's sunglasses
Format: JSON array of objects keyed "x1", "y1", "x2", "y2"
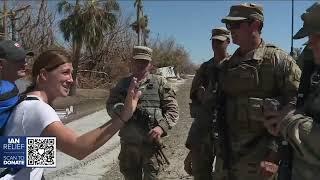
[
  {"x1": 211, "y1": 39, "x2": 224, "y2": 44},
  {"x1": 226, "y1": 20, "x2": 253, "y2": 30}
]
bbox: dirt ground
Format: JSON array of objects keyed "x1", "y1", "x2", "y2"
[{"x1": 100, "y1": 78, "x2": 193, "y2": 180}]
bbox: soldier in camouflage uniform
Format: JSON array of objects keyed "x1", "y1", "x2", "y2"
[
  {"x1": 215, "y1": 3, "x2": 301, "y2": 180},
  {"x1": 106, "y1": 46, "x2": 179, "y2": 180},
  {"x1": 184, "y1": 27, "x2": 230, "y2": 180},
  {"x1": 263, "y1": 2, "x2": 320, "y2": 180}
]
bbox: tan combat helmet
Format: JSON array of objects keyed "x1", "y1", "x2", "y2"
[
  {"x1": 210, "y1": 27, "x2": 231, "y2": 41},
  {"x1": 293, "y1": 2, "x2": 320, "y2": 39},
  {"x1": 133, "y1": 46, "x2": 153, "y2": 61},
  {"x1": 221, "y1": 3, "x2": 264, "y2": 23}
]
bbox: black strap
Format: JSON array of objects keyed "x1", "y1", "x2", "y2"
[{"x1": 24, "y1": 97, "x2": 40, "y2": 101}]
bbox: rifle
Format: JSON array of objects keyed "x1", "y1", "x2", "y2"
[
  {"x1": 137, "y1": 108, "x2": 170, "y2": 165},
  {"x1": 154, "y1": 139, "x2": 170, "y2": 165},
  {"x1": 215, "y1": 85, "x2": 233, "y2": 177}
]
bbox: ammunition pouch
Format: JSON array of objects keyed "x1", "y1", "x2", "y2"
[
  {"x1": 226, "y1": 97, "x2": 265, "y2": 134},
  {"x1": 222, "y1": 62, "x2": 259, "y2": 96}
]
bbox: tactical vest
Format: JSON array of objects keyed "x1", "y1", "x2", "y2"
[
  {"x1": 135, "y1": 74, "x2": 163, "y2": 128},
  {"x1": 220, "y1": 44, "x2": 283, "y2": 140},
  {"x1": 118, "y1": 75, "x2": 163, "y2": 144}
]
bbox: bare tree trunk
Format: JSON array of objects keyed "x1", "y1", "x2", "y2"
[
  {"x1": 11, "y1": 14, "x2": 16, "y2": 41},
  {"x1": 70, "y1": 40, "x2": 82, "y2": 96},
  {"x1": 2, "y1": 0, "x2": 7, "y2": 40},
  {"x1": 69, "y1": 0, "x2": 81, "y2": 96},
  {"x1": 137, "y1": 2, "x2": 141, "y2": 45}
]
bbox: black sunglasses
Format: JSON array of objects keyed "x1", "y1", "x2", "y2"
[
  {"x1": 226, "y1": 20, "x2": 253, "y2": 30},
  {"x1": 211, "y1": 39, "x2": 224, "y2": 44}
]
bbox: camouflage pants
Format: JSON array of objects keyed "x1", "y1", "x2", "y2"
[
  {"x1": 118, "y1": 142, "x2": 161, "y2": 180},
  {"x1": 191, "y1": 139, "x2": 214, "y2": 180}
]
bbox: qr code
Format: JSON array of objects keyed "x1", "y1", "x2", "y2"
[{"x1": 26, "y1": 137, "x2": 56, "y2": 168}]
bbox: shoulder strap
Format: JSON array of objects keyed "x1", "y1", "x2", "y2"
[{"x1": 24, "y1": 96, "x2": 40, "y2": 101}]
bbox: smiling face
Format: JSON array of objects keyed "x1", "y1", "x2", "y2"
[{"x1": 43, "y1": 63, "x2": 74, "y2": 98}]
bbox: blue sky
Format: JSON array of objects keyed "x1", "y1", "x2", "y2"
[{"x1": 119, "y1": 0, "x2": 315, "y2": 64}]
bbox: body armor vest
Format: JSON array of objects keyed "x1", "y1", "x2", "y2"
[
  {"x1": 135, "y1": 75, "x2": 163, "y2": 129},
  {"x1": 118, "y1": 75, "x2": 163, "y2": 144},
  {"x1": 220, "y1": 44, "x2": 282, "y2": 147}
]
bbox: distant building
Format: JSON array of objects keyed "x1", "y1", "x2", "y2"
[{"x1": 155, "y1": 66, "x2": 177, "y2": 78}]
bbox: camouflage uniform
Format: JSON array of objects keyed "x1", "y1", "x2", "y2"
[
  {"x1": 215, "y1": 4, "x2": 301, "y2": 180},
  {"x1": 277, "y1": 3, "x2": 320, "y2": 180},
  {"x1": 106, "y1": 46, "x2": 179, "y2": 180},
  {"x1": 186, "y1": 27, "x2": 230, "y2": 180}
]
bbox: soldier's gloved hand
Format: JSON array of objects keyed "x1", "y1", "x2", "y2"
[
  {"x1": 184, "y1": 151, "x2": 193, "y2": 175},
  {"x1": 259, "y1": 161, "x2": 279, "y2": 177},
  {"x1": 148, "y1": 126, "x2": 163, "y2": 141}
]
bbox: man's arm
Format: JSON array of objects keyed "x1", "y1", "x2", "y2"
[
  {"x1": 262, "y1": 50, "x2": 301, "y2": 167},
  {"x1": 190, "y1": 61, "x2": 210, "y2": 101},
  {"x1": 158, "y1": 76, "x2": 179, "y2": 135},
  {"x1": 275, "y1": 50, "x2": 301, "y2": 107},
  {"x1": 280, "y1": 112, "x2": 320, "y2": 162},
  {"x1": 265, "y1": 50, "x2": 302, "y2": 149},
  {"x1": 186, "y1": 61, "x2": 217, "y2": 149}
]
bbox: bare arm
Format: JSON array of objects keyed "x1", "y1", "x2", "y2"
[{"x1": 41, "y1": 78, "x2": 141, "y2": 160}]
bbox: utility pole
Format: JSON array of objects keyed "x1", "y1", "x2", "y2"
[
  {"x1": 290, "y1": 0, "x2": 294, "y2": 57},
  {"x1": 9, "y1": 5, "x2": 31, "y2": 41},
  {"x1": 0, "y1": 1, "x2": 30, "y2": 41},
  {"x1": 2, "y1": 0, "x2": 7, "y2": 40},
  {"x1": 137, "y1": 0, "x2": 142, "y2": 45}
]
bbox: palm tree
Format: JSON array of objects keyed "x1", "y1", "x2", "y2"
[
  {"x1": 134, "y1": 0, "x2": 143, "y2": 45},
  {"x1": 57, "y1": 0, "x2": 119, "y2": 95},
  {"x1": 130, "y1": 15, "x2": 150, "y2": 46},
  {"x1": 141, "y1": 15, "x2": 150, "y2": 46}
]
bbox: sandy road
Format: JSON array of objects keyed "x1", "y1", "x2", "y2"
[
  {"x1": 44, "y1": 78, "x2": 190, "y2": 180},
  {"x1": 101, "y1": 78, "x2": 193, "y2": 180}
]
